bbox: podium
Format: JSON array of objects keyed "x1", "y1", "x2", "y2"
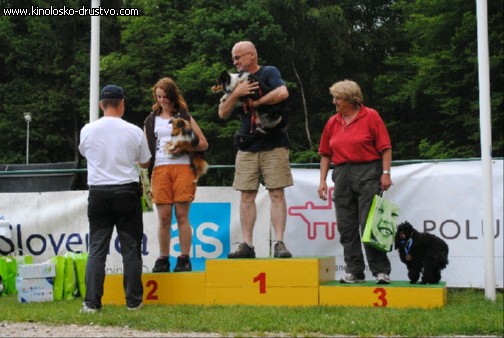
[
  {"x1": 205, "y1": 257, "x2": 334, "y2": 306},
  {"x1": 102, "y1": 257, "x2": 447, "y2": 308},
  {"x1": 320, "y1": 281, "x2": 447, "y2": 309},
  {"x1": 102, "y1": 272, "x2": 206, "y2": 305}
]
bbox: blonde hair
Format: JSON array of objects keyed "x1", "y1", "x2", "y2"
[
  {"x1": 329, "y1": 80, "x2": 363, "y2": 108},
  {"x1": 151, "y1": 77, "x2": 188, "y2": 114}
]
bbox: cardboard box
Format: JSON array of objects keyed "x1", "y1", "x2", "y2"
[
  {"x1": 17, "y1": 289, "x2": 54, "y2": 303},
  {"x1": 17, "y1": 263, "x2": 56, "y2": 279},
  {"x1": 16, "y1": 277, "x2": 54, "y2": 292}
]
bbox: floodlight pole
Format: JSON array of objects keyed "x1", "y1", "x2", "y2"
[
  {"x1": 24, "y1": 112, "x2": 32, "y2": 164},
  {"x1": 89, "y1": 0, "x2": 100, "y2": 122}
]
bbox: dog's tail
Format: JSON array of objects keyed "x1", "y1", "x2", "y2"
[
  {"x1": 190, "y1": 152, "x2": 209, "y2": 183},
  {"x1": 440, "y1": 243, "x2": 449, "y2": 269}
]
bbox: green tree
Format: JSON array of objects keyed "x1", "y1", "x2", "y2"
[
  {"x1": 100, "y1": 0, "x2": 289, "y2": 182},
  {"x1": 374, "y1": 0, "x2": 503, "y2": 159},
  {"x1": 0, "y1": 0, "x2": 122, "y2": 164},
  {"x1": 262, "y1": 0, "x2": 350, "y2": 162},
  {"x1": 0, "y1": 0, "x2": 502, "y2": 172}
]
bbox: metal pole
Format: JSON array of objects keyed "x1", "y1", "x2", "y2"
[
  {"x1": 89, "y1": 0, "x2": 101, "y2": 122},
  {"x1": 24, "y1": 112, "x2": 31, "y2": 164},
  {"x1": 476, "y1": 0, "x2": 496, "y2": 301},
  {"x1": 26, "y1": 120, "x2": 30, "y2": 164}
]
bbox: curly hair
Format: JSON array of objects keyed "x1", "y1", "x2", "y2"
[{"x1": 329, "y1": 79, "x2": 363, "y2": 108}]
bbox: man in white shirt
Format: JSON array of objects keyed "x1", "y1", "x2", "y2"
[{"x1": 78, "y1": 84, "x2": 151, "y2": 312}]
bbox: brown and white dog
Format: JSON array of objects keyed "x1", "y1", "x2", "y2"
[
  {"x1": 165, "y1": 117, "x2": 208, "y2": 183},
  {"x1": 212, "y1": 71, "x2": 285, "y2": 134},
  {"x1": 211, "y1": 71, "x2": 257, "y2": 104}
]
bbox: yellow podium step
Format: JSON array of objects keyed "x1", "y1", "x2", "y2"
[
  {"x1": 102, "y1": 272, "x2": 206, "y2": 305},
  {"x1": 205, "y1": 257, "x2": 335, "y2": 306},
  {"x1": 319, "y1": 281, "x2": 447, "y2": 309}
]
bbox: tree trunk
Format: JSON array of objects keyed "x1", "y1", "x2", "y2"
[{"x1": 291, "y1": 61, "x2": 312, "y2": 148}]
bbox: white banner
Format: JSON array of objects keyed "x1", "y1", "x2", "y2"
[
  {"x1": 284, "y1": 160, "x2": 503, "y2": 288},
  {"x1": 0, "y1": 160, "x2": 502, "y2": 288}
]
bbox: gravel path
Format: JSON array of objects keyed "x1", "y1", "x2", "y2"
[
  {"x1": 0, "y1": 322, "x2": 223, "y2": 337},
  {"x1": 2, "y1": 322, "x2": 496, "y2": 338}
]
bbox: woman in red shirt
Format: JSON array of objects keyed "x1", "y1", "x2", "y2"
[{"x1": 318, "y1": 79, "x2": 393, "y2": 284}]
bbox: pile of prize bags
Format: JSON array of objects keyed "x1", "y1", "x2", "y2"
[{"x1": 0, "y1": 251, "x2": 87, "y2": 301}]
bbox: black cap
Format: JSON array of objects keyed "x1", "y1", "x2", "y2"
[{"x1": 101, "y1": 85, "x2": 124, "y2": 100}]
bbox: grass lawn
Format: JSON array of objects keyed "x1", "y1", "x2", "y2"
[{"x1": 1, "y1": 288, "x2": 502, "y2": 336}]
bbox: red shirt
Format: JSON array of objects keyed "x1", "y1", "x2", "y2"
[{"x1": 318, "y1": 105, "x2": 391, "y2": 165}]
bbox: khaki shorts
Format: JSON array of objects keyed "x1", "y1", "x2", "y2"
[
  {"x1": 151, "y1": 165, "x2": 196, "y2": 204},
  {"x1": 233, "y1": 147, "x2": 293, "y2": 191}
]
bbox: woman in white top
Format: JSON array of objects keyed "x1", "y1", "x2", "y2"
[{"x1": 144, "y1": 77, "x2": 208, "y2": 273}]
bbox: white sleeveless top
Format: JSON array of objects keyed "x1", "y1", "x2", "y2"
[{"x1": 154, "y1": 116, "x2": 190, "y2": 167}]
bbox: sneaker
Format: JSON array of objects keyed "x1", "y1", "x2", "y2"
[
  {"x1": 273, "y1": 241, "x2": 292, "y2": 258},
  {"x1": 152, "y1": 257, "x2": 170, "y2": 273},
  {"x1": 376, "y1": 273, "x2": 390, "y2": 284},
  {"x1": 80, "y1": 302, "x2": 99, "y2": 314},
  {"x1": 127, "y1": 303, "x2": 143, "y2": 311},
  {"x1": 340, "y1": 273, "x2": 365, "y2": 284},
  {"x1": 228, "y1": 242, "x2": 256, "y2": 258},
  {"x1": 173, "y1": 255, "x2": 192, "y2": 272}
]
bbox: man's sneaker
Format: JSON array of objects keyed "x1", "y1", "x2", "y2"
[
  {"x1": 376, "y1": 273, "x2": 391, "y2": 284},
  {"x1": 127, "y1": 303, "x2": 143, "y2": 311},
  {"x1": 152, "y1": 257, "x2": 170, "y2": 273},
  {"x1": 228, "y1": 242, "x2": 256, "y2": 258},
  {"x1": 340, "y1": 273, "x2": 365, "y2": 284},
  {"x1": 173, "y1": 255, "x2": 192, "y2": 272},
  {"x1": 80, "y1": 302, "x2": 99, "y2": 314},
  {"x1": 274, "y1": 241, "x2": 292, "y2": 258}
]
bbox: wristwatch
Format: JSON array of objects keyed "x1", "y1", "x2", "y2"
[{"x1": 382, "y1": 170, "x2": 391, "y2": 175}]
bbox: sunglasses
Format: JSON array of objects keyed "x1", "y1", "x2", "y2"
[{"x1": 232, "y1": 51, "x2": 252, "y2": 61}]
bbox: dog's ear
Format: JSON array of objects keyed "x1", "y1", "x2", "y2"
[
  {"x1": 247, "y1": 73, "x2": 259, "y2": 83},
  {"x1": 190, "y1": 133, "x2": 199, "y2": 147},
  {"x1": 175, "y1": 119, "x2": 187, "y2": 129},
  {"x1": 403, "y1": 221, "x2": 414, "y2": 237},
  {"x1": 394, "y1": 227, "x2": 402, "y2": 250},
  {"x1": 219, "y1": 71, "x2": 230, "y2": 85}
]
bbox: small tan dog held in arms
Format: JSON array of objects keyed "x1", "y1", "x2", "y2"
[{"x1": 165, "y1": 117, "x2": 208, "y2": 183}]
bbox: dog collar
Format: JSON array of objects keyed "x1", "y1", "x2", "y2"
[{"x1": 402, "y1": 238, "x2": 413, "y2": 254}]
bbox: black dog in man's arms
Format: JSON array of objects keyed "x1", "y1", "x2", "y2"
[
  {"x1": 212, "y1": 71, "x2": 287, "y2": 134},
  {"x1": 395, "y1": 221, "x2": 449, "y2": 284}
]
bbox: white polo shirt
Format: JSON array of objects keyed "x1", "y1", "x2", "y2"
[{"x1": 79, "y1": 117, "x2": 151, "y2": 185}]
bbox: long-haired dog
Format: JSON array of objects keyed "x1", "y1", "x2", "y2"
[
  {"x1": 395, "y1": 221, "x2": 449, "y2": 284},
  {"x1": 165, "y1": 117, "x2": 208, "y2": 183},
  {"x1": 212, "y1": 71, "x2": 286, "y2": 134}
]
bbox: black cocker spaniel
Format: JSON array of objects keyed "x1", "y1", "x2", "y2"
[{"x1": 395, "y1": 221, "x2": 449, "y2": 284}]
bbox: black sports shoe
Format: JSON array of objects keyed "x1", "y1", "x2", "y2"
[
  {"x1": 173, "y1": 255, "x2": 192, "y2": 272},
  {"x1": 273, "y1": 241, "x2": 292, "y2": 258},
  {"x1": 152, "y1": 257, "x2": 170, "y2": 273},
  {"x1": 228, "y1": 242, "x2": 256, "y2": 258}
]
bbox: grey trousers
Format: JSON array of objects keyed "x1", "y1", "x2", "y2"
[
  {"x1": 84, "y1": 184, "x2": 144, "y2": 309},
  {"x1": 332, "y1": 161, "x2": 391, "y2": 277}
]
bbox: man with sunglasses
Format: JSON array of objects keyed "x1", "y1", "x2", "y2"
[{"x1": 218, "y1": 41, "x2": 293, "y2": 259}]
